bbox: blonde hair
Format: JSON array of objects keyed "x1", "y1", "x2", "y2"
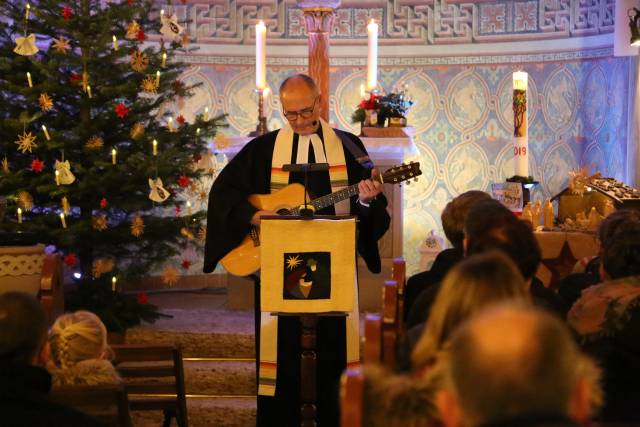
[
  {"x1": 49, "y1": 311, "x2": 111, "y2": 369},
  {"x1": 412, "y1": 251, "x2": 530, "y2": 368}
]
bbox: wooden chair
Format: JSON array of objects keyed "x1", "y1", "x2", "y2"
[
  {"x1": 340, "y1": 366, "x2": 364, "y2": 427},
  {"x1": 111, "y1": 344, "x2": 188, "y2": 427},
  {"x1": 49, "y1": 384, "x2": 132, "y2": 427},
  {"x1": 363, "y1": 313, "x2": 382, "y2": 363}
]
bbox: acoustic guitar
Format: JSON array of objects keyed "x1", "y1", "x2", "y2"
[{"x1": 220, "y1": 162, "x2": 422, "y2": 276}]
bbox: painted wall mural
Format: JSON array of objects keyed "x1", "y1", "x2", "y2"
[{"x1": 182, "y1": 52, "x2": 629, "y2": 275}]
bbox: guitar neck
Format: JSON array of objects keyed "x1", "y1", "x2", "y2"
[{"x1": 292, "y1": 175, "x2": 384, "y2": 214}]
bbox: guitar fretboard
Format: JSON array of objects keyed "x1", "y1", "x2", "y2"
[{"x1": 289, "y1": 183, "x2": 361, "y2": 215}]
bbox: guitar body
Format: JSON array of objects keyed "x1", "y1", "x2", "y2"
[
  {"x1": 219, "y1": 162, "x2": 422, "y2": 277},
  {"x1": 220, "y1": 183, "x2": 308, "y2": 276}
]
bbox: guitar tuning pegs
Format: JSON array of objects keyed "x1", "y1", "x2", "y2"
[
  {"x1": 414, "y1": 177, "x2": 418, "y2": 182},
  {"x1": 406, "y1": 180, "x2": 411, "y2": 185}
]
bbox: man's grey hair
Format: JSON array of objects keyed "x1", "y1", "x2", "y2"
[{"x1": 279, "y1": 74, "x2": 320, "y2": 97}]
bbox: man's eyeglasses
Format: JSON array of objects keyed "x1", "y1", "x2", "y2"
[{"x1": 283, "y1": 97, "x2": 318, "y2": 121}]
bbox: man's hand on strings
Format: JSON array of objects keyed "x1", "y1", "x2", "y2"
[{"x1": 358, "y1": 168, "x2": 383, "y2": 204}]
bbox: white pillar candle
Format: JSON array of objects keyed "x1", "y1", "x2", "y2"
[
  {"x1": 186, "y1": 200, "x2": 192, "y2": 216},
  {"x1": 59, "y1": 212, "x2": 67, "y2": 228},
  {"x1": 112, "y1": 276, "x2": 117, "y2": 292},
  {"x1": 162, "y1": 52, "x2": 167, "y2": 68},
  {"x1": 111, "y1": 148, "x2": 117, "y2": 165},
  {"x1": 367, "y1": 20, "x2": 378, "y2": 91},
  {"x1": 112, "y1": 35, "x2": 118, "y2": 50},
  {"x1": 512, "y1": 71, "x2": 528, "y2": 177},
  {"x1": 255, "y1": 20, "x2": 267, "y2": 89},
  {"x1": 156, "y1": 70, "x2": 160, "y2": 86},
  {"x1": 152, "y1": 139, "x2": 157, "y2": 156},
  {"x1": 26, "y1": 72, "x2": 32, "y2": 88},
  {"x1": 17, "y1": 208, "x2": 22, "y2": 224},
  {"x1": 42, "y1": 125, "x2": 50, "y2": 141}
]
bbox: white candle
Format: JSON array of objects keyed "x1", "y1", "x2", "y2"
[
  {"x1": 111, "y1": 148, "x2": 117, "y2": 165},
  {"x1": 512, "y1": 71, "x2": 528, "y2": 176},
  {"x1": 186, "y1": 200, "x2": 192, "y2": 216},
  {"x1": 55, "y1": 170, "x2": 60, "y2": 186},
  {"x1": 112, "y1": 276, "x2": 117, "y2": 292},
  {"x1": 204, "y1": 107, "x2": 209, "y2": 121},
  {"x1": 152, "y1": 139, "x2": 157, "y2": 155},
  {"x1": 26, "y1": 72, "x2": 32, "y2": 88},
  {"x1": 156, "y1": 70, "x2": 160, "y2": 86},
  {"x1": 160, "y1": 9, "x2": 164, "y2": 17},
  {"x1": 196, "y1": 128, "x2": 201, "y2": 135},
  {"x1": 42, "y1": 125, "x2": 50, "y2": 141},
  {"x1": 17, "y1": 208, "x2": 22, "y2": 224},
  {"x1": 255, "y1": 20, "x2": 267, "y2": 89},
  {"x1": 367, "y1": 19, "x2": 378, "y2": 91},
  {"x1": 26, "y1": 3, "x2": 30, "y2": 20},
  {"x1": 59, "y1": 212, "x2": 67, "y2": 228},
  {"x1": 167, "y1": 117, "x2": 175, "y2": 132},
  {"x1": 162, "y1": 52, "x2": 167, "y2": 68},
  {"x1": 112, "y1": 35, "x2": 118, "y2": 50},
  {"x1": 86, "y1": 85, "x2": 92, "y2": 98}
]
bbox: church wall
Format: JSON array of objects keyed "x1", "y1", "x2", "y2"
[{"x1": 160, "y1": 1, "x2": 628, "y2": 274}]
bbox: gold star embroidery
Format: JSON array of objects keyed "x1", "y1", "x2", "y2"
[
  {"x1": 39, "y1": 93, "x2": 53, "y2": 112},
  {"x1": 15, "y1": 131, "x2": 37, "y2": 153},
  {"x1": 52, "y1": 36, "x2": 71, "y2": 54},
  {"x1": 85, "y1": 135, "x2": 104, "y2": 149},
  {"x1": 286, "y1": 255, "x2": 302, "y2": 270},
  {"x1": 130, "y1": 50, "x2": 149, "y2": 73}
]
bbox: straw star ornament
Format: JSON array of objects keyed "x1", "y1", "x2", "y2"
[
  {"x1": 52, "y1": 36, "x2": 71, "y2": 54},
  {"x1": 15, "y1": 131, "x2": 37, "y2": 153},
  {"x1": 39, "y1": 93, "x2": 53, "y2": 111}
]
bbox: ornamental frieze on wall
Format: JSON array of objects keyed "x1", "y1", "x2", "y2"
[{"x1": 154, "y1": 0, "x2": 614, "y2": 45}]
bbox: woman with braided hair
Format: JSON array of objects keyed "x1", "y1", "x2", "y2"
[{"x1": 47, "y1": 311, "x2": 121, "y2": 387}]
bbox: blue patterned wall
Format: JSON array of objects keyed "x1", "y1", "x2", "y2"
[{"x1": 179, "y1": 53, "x2": 629, "y2": 274}]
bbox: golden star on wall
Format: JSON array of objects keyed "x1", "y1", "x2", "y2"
[
  {"x1": 52, "y1": 36, "x2": 71, "y2": 54},
  {"x1": 15, "y1": 131, "x2": 37, "y2": 153}
]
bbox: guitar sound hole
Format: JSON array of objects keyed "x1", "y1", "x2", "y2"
[{"x1": 277, "y1": 209, "x2": 291, "y2": 215}]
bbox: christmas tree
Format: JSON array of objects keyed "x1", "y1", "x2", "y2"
[{"x1": 0, "y1": 0, "x2": 224, "y2": 322}]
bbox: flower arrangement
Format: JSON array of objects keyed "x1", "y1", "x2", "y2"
[{"x1": 351, "y1": 87, "x2": 413, "y2": 127}]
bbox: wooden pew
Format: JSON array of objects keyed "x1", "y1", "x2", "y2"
[
  {"x1": 111, "y1": 344, "x2": 188, "y2": 427},
  {"x1": 391, "y1": 258, "x2": 406, "y2": 335},
  {"x1": 340, "y1": 366, "x2": 364, "y2": 427},
  {"x1": 363, "y1": 313, "x2": 382, "y2": 363},
  {"x1": 49, "y1": 384, "x2": 132, "y2": 427},
  {"x1": 381, "y1": 280, "x2": 398, "y2": 369}
]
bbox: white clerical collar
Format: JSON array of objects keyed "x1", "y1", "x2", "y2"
[{"x1": 296, "y1": 133, "x2": 326, "y2": 164}]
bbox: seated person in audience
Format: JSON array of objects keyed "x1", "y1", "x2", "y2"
[
  {"x1": 0, "y1": 292, "x2": 105, "y2": 427},
  {"x1": 568, "y1": 227, "x2": 640, "y2": 423},
  {"x1": 406, "y1": 200, "x2": 562, "y2": 330},
  {"x1": 558, "y1": 209, "x2": 640, "y2": 313},
  {"x1": 47, "y1": 311, "x2": 121, "y2": 387},
  {"x1": 405, "y1": 251, "x2": 529, "y2": 373},
  {"x1": 404, "y1": 190, "x2": 492, "y2": 320},
  {"x1": 438, "y1": 304, "x2": 598, "y2": 427},
  {"x1": 361, "y1": 364, "x2": 440, "y2": 427}
]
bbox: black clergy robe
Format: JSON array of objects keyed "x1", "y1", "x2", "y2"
[{"x1": 204, "y1": 127, "x2": 390, "y2": 426}]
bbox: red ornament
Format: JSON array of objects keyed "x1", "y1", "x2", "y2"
[
  {"x1": 62, "y1": 5, "x2": 73, "y2": 20},
  {"x1": 176, "y1": 115, "x2": 186, "y2": 126},
  {"x1": 181, "y1": 259, "x2": 191, "y2": 270},
  {"x1": 115, "y1": 103, "x2": 130, "y2": 119},
  {"x1": 63, "y1": 252, "x2": 78, "y2": 267},
  {"x1": 174, "y1": 205, "x2": 181, "y2": 216},
  {"x1": 127, "y1": 0, "x2": 134, "y2": 4},
  {"x1": 136, "y1": 292, "x2": 149, "y2": 304},
  {"x1": 70, "y1": 73, "x2": 82, "y2": 83},
  {"x1": 99, "y1": 198, "x2": 108, "y2": 209},
  {"x1": 178, "y1": 175, "x2": 190, "y2": 188},
  {"x1": 358, "y1": 93, "x2": 380, "y2": 110},
  {"x1": 31, "y1": 159, "x2": 44, "y2": 173},
  {"x1": 137, "y1": 29, "x2": 146, "y2": 42}
]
